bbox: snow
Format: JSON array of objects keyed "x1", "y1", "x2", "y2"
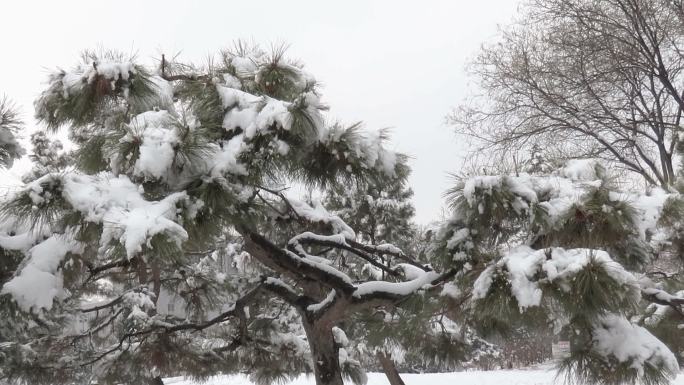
[
  {"x1": 1, "y1": 234, "x2": 83, "y2": 312},
  {"x1": 288, "y1": 198, "x2": 356, "y2": 239},
  {"x1": 447, "y1": 228, "x2": 471, "y2": 250},
  {"x1": 356, "y1": 130, "x2": 398, "y2": 177},
  {"x1": 396, "y1": 263, "x2": 427, "y2": 280},
  {"x1": 332, "y1": 326, "x2": 349, "y2": 346},
  {"x1": 631, "y1": 188, "x2": 671, "y2": 240},
  {"x1": 272, "y1": 331, "x2": 310, "y2": 357},
  {"x1": 354, "y1": 270, "x2": 440, "y2": 298},
  {"x1": 122, "y1": 289, "x2": 156, "y2": 321},
  {"x1": 642, "y1": 287, "x2": 684, "y2": 303},
  {"x1": 60, "y1": 72, "x2": 85, "y2": 97},
  {"x1": 499, "y1": 247, "x2": 544, "y2": 310},
  {"x1": 307, "y1": 289, "x2": 336, "y2": 312},
  {"x1": 459, "y1": 174, "x2": 582, "y2": 222},
  {"x1": 374, "y1": 243, "x2": 403, "y2": 255},
  {"x1": 462, "y1": 176, "x2": 504, "y2": 206},
  {"x1": 148, "y1": 75, "x2": 175, "y2": 110},
  {"x1": 294, "y1": 250, "x2": 354, "y2": 285},
  {"x1": 560, "y1": 159, "x2": 601, "y2": 181},
  {"x1": 57, "y1": 61, "x2": 135, "y2": 98},
  {"x1": 208, "y1": 134, "x2": 249, "y2": 177},
  {"x1": 471, "y1": 265, "x2": 495, "y2": 301},
  {"x1": 319, "y1": 124, "x2": 399, "y2": 178},
  {"x1": 0, "y1": 231, "x2": 38, "y2": 251},
  {"x1": 89, "y1": 62, "x2": 135, "y2": 83},
  {"x1": 125, "y1": 110, "x2": 179, "y2": 181},
  {"x1": 163, "y1": 367, "x2": 684, "y2": 385},
  {"x1": 440, "y1": 282, "x2": 462, "y2": 299},
  {"x1": 289, "y1": 232, "x2": 348, "y2": 248},
  {"x1": 457, "y1": 167, "x2": 672, "y2": 248},
  {"x1": 264, "y1": 277, "x2": 298, "y2": 295},
  {"x1": 23, "y1": 173, "x2": 189, "y2": 259},
  {"x1": 457, "y1": 168, "x2": 622, "y2": 232},
  {"x1": 230, "y1": 56, "x2": 258, "y2": 77},
  {"x1": 592, "y1": 314, "x2": 679, "y2": 377},
  {"x1": 216, "y1": 85, "x2": 292, "y2": 137},
  {"x1": 472, "y1": 247, "x2": 639, "y2": 310}
]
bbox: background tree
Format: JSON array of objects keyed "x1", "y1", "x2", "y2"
[
  {"x1": 0, "y1": 96, "x2": 25, "y2": 350},
  {"x1": 21, "y1": 131, "x2": 68, "y2": 182},
  {"x1": 432, "y1": 159, "x2": 683, "y2": 385},
  {"x1": 324, "y1": 160, "x2": 418, "y2": 271},
  {"x1": 452, "y1": 0, "x2": 684, "y2": 187},
  {"x1": 323, "y1": 167, "x2": 499, "y2": 382}
]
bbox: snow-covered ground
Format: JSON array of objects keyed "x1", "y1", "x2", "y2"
[{"x1": 165, "y1": 368, "x2": 684, "y2": 385}]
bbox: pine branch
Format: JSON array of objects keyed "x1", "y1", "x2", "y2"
[
  {"x1": 159, "y1": 54, "x2": 211, "y2": 82},
  {"x1": 240, "y1": 228, "x2": 356, "y2": 294},
  {"x1": 260, "y1": 276, "x2": 312, "y2": 308},
  {"x1": 642, "y1": 288, "x2": 684, "y2": 319},
  {"x1": 347, "y1": 239, "x2": 429, "y2": 272},
  {"x1": 287, "y1": 233, "x2": 401, "y2": 278}
]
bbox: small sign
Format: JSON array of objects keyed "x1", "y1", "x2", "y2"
[{"x1": 552, "y1": 341, "x2": 571, "y2": 358}]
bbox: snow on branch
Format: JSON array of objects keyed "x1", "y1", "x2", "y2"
[
  {"x1": 18, "y1": 173, "x2": 189, "y2": 259},
  {"x1": 472, "y1": 246, "x2": 640, "y2": 311},
  {"x1": 642, "y1": 287, "x2": 684, "y2": 316},
  {"x1": 288, "y1": 231, "x2": 401, "y2": 278},
  {"x1": 1, "y1": 233, "x2": 83, "y2": 312},
  {"x1": 592, "y1": 314, "x2": 679, "y2": 379},
  {"x1": 286, "y1": 197, "x2": 356, "y2": 239},
  {"x1": 241, "y1": 230, "x2": 356, "y2": 294},
  {"x1": 353, "y1": 269, "x2": 442, "y2": 300},
  {"x1": 216, "y1": 85, "x2": 293, "y2": 137},
  {"x1": 307, "y1": 289, "x2": 337, "y2": 314}
]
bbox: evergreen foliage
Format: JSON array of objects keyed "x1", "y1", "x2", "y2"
[
  {"x1": 0, "y1": 45, "x2": 451, "y2": 385},
  {"x1": 0, "y1": 96, "x2": 25, "y2": 168},
  {"x1": 2, "y1": 39, "x2": 684, "y2": 385},
  {"x1": 433, "y1": 159, "x2": 683, "y2": 385},
  {"x1": 323, "y1": 175, "x2": 498, "y2": 371}
]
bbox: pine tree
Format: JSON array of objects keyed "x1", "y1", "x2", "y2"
[
  {"x1": 21, "y1": 131, "x2": 68, "y2": 183},
  {"x1": 323, "y1": 168, "x2": 498, "y2": 379},
  {"x1": 433, "y1": 159, "x2": 683, "y2": 385},
  {"x1": 0, "y1": 96, "x2": 25, "y2": 168},
  {"x1": 523, "y1": 144, "x2": 555, "y2": 176},
  {"x1": 324, "y1": 154, "x2": 416, "y2": 253},
  {"x1": 0, "y1": 45, "x2": 457, "y2": 385},
  {"x1": 636, "y1": 140, "x2": 684, "y2": 369}
]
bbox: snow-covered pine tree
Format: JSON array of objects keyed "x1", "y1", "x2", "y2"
[
  {"x1": 21, "y1": 131, "x2": 68, "y2": 183},
  {"x1": 323, "y1": 154, "x2": 417, "y2": 255},
  {"x1": 523, "y1": 144, "x2": 555, "y2": 176},
  {"x1": 0, "y1": 97, "x2": 25, "y2": 168},
  {"x1": 323, "y1": 166, "x2": 498, "y2": 378},
  {"x1": 0, "y1": 97, "x2": 25, "y2": 328},
  {"x1": 433, "y1": 159, "x2": 683, "y2": 385},
  {"x1": 637, "y1": 139, "x2": 684, "y2": 369},
  {"x1": 0, "y1": 45, "x2": 456, "y2": 385}
]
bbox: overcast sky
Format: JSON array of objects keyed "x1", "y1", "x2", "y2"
[{"x1": 0, "y1": 0, "x2": 521, "y2": 224}]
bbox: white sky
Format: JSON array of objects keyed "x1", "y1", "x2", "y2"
[{"x1": 0, "y1": 0, "x2": 521, "y2": 224}]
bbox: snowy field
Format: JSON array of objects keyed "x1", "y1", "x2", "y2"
[{"x1": 165, "y1": 368, "x2": 684, "y2": 385}]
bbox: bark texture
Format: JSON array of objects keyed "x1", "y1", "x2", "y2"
[
  {"x1": 303, "y1": 320, "x2": 344, "y2": 385},
  {"x1": 377, "y1": 351, "x2": 406, "y2": 385}
]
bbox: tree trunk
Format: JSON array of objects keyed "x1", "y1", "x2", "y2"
[
  {"x1": 376, "y1": 351, "x2": 406, "y2": 385},
  {"x1": 302, "y1": 320, "x2": 344, "y2": 385}
]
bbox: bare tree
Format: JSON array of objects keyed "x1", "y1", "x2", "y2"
[{"x1": 452, "y1": 0, "x2": 684, "y2": 187}]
